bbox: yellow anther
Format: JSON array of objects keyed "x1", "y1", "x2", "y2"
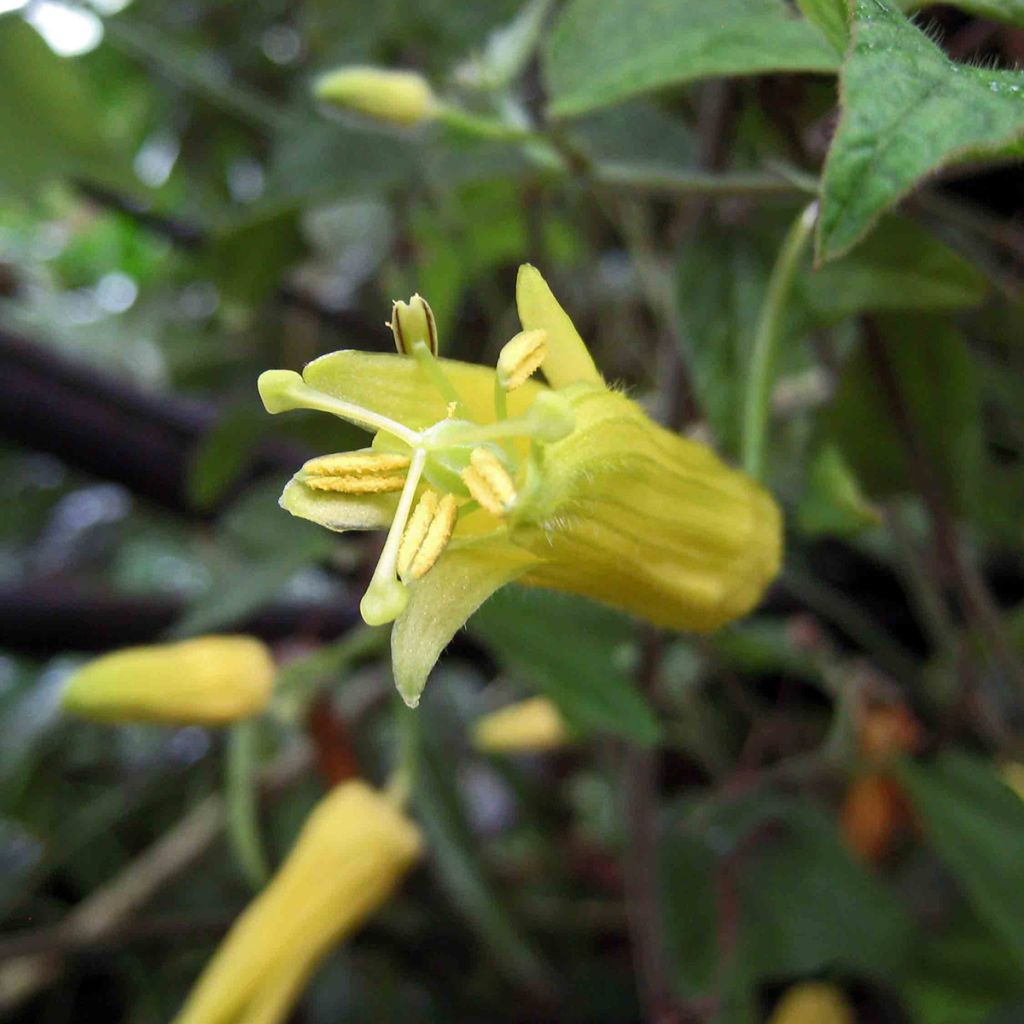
[
  {"x1": 497, "y1": 329, "x2": 548, "y2": 391},
  {"x1": 397, "y1": 490, "x2": 458, "y2": 580},
  {"x1": 303, "y1": 451, "x2": 410, "y2": 494},
  {"x1": 389, "y1": 294, "x2": 438, "y2": 356},
  {"x1": 461, "y1": 448, "x2": 517, "y2": 517}
]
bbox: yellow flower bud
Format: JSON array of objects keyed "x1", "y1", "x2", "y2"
[
  {"x1": 314, "y1": 66, "x2": 437, "y2": 128},
  {"x1": 473, "y1": 697, "x2": 570, "y2": 753},
  {"x1": 767, "y1": 983, "x2": 854, "y2": 1024},
  {"x1": 174, "y1": 781, "x2": 421, "y2": 1024},
  {"x1": 61, "y1": 636, "x2": 274, "y2": 725}
]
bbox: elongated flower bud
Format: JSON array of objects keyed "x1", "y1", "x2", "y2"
[
  {"x1": 62, "y1": 636, "x2": 274, "y2": 725},
  {"x1": 174, "y1": 781, "x2": 421, "y2": 1024},
  {"x1": 473, "y1": 697, "x2": 569, "y2": 753},
  {"x1": 315, "y1": 66, "x2": 437, "y2": 127}
]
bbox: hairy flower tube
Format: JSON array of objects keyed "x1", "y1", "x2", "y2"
[
  {"x1": 259, "y1": 265, "x2": 782, "y2": 706},
  {"x1": 174, "y1": 780, "x2": 421, "y2": 1024},
  {"x1": 61, "y1": 636, "x2": 275, "y2": 725}
]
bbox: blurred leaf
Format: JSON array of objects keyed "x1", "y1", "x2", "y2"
[
  {"x1": 796, "y1": 443, "x2": 883, "y2": 538},
  {"x1": 415, "y1": 707, "x2": 549, "y2": 991},
  {"x1": 0, "y1": 15, "x2": 130, "y2": 198},
  {"x1": 899, "y1": 751, "x2": 1024, "y2": 970},
  {"x1": 902, "y1": 0, "x2": 1024, "y2": 25},
  {"x1": 796, "y1": 0, "x2": 850, "y2": 55},
  {"x1": 664, "y1": 794, "x2": 913, "y2": 1001},
  {"x1": 544, "y1": 0, "x2": 838, "y2": 119},
  {"x1": 826, "y1": 315, "x2": 982, "y2": 507},
  {"x1": 456, "y1": 0, "x2": 555, "y2": 91},
  {"x1": 187, "y1": 406, "x2": 271, "y2": 510},
  {"x1": 471, "y1": 588, "x2": 660, "y2": 746},
  {"x1": 817, "y1": 0, "x2": 1024, "y2": 262}
]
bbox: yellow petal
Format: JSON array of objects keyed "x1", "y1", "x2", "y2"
[
  {"x1": 391, "y1": 537, "x2": 539, "y2": 707},
  {"x1": 515, "y1": 264, "x2": 602, "y2": 388},
  {"x1": 473, "y1": 697, "x2": 570, "y2": 753},
  {"x1": 61, "y1": 636, "x2": 274, "y2": 725},
  {"x1": 279, "y1": 472, "x2": 399, "y2": 533},
  {"x1": 302, "y1": 350, "x2": 544, "y2": 430},
  {"x1": 174, "y1": 781, "x2": 421, "y2": 1024}
]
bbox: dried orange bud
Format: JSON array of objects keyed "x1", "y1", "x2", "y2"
[
  {"x1": 858, "y1": 703, "x2": 922, "y2": 764},
  {"x1": 840, "y1": 773, "x2": 909, "y2": 864}
]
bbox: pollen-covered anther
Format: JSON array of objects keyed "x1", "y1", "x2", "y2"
[
  {"x1": 397, "y1": 489, "x2": 458, "y2": 581},
  {"x1": 497, "y1": 329, "x2": 548, "y2": 391},
  {"x1": 461, "y1": 448, "x2": 517, "y2": 517},
  {"x1": 303, "y1": 452, "x2": 411, "y2": 494}
]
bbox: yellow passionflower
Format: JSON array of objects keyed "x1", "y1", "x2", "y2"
[
  {"x1": 259, "y1": 265, "x2": 782, "y2": 706},
  {"x1": 174, "y1": 780, "x2": 421, "y2": 1024},
  {"x1": 61, "y1": 636, "x2": 275, "y2": 725}
]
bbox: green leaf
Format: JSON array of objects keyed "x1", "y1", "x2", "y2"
[
  {"x1": 471, "y1": 588, "x2": 661, "y2": 746},
  {"x1": 825, "y1": 315, "x2": 982, "y2": 508},
  {"x1": 796, "y1": 0, "x2": 851, "y2": 55},
  {"x1": 0, "y1": 15, "x2": 129, "y2": 198},
  {"x1": 187, "y1": 406, "x2": 270, "y2": 510},
  {"x1": 898, "y1": 751, "x2": 1024, "y2": 970},
  {"x1": 817, "y1": 0, "x2": 1024, "y2": 262},
  {"x1": 543, "y1": 0, "x2": 838, "y2": 119},
  {"x1": 796, "y1": 443, "x2": 883, "y2": 537}
]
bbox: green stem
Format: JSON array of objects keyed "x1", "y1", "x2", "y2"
[
  {"x1": 225, "y1": 721, "x2": 268, "y2": 888},
  {"x1": 436, "y1": 104, "x2": 542, "y2": 143},
  {"x1": 386, "y1": 700, "x2": 421, "y2": 808},
  {"x1": 740, "y1": 202, "x2": 817, "y2": 480}
]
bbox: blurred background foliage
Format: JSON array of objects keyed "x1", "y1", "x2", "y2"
[{"x1": 1, "y1": 0, "x2": 1024, "y2": 1021}]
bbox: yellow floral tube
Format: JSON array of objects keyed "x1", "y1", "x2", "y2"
[
  {"x1": 174, "y1": 781, "x2": 422, "y2": 1024},
  {"x1": 61, "y1": 636, "x2": 275, "y2": 725},
  {"x1": 259, "y1": 265, "x2": 783, "y2": 706},
  {"x1": 473, "y1": 697, "x2": 570, "y2": 753}
]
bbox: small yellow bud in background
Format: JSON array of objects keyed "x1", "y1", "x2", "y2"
[
  {"x1": 473, "y1": 697, "x2": 570, "y2": 753},
  {"x1": 390, "y1": 293, "x2": 438, "y2": 355},
  {"x1": 767, "y1": 982, "x2": 854, "y2": 1024},
  {"x1": 62, "y1": 636, "x2": 274, "y2": 726},
  {"x1": 174, "y1": 781, "x2": 421, "y2": 1024},
  {"x1": 1000, "y1": 761, "x2": 1024, "y2": 801},
  {"x1": 314, "y1": 66, "x2": 437, "y2": 128}
]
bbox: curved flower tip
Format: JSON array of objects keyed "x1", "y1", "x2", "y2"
[
  {"x1": 62, "y1": 636, "x2": 274, "y2": 725},
  {"x1": 174, "y1": 780, "x2": 421, "y2": 1024},
  {"x1": 259, "y1": 268, "x2": 783, "y2": 704},
  {"x1": 473, "y1": 697, "x2": 570, "y2": 753}
]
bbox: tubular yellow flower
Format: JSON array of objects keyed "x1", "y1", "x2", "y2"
[
  {"x1": 314, "y1": 66, "x2": 437, "y2": 127},
  {"x1": 259, "y1": 267, "x2": 782, "y2": 706},
  {"x1": 174, "y1": 781, "x2": 421, "y2": 1024},
  {"x1": 473, "y1": 697, "x2": 570, "y2": 753},
  {"x1": 61, "y1": 636, "x2": 274, "y2": 725},
  {"x1": 767, "y1": 982, "x2": 854, "y2": 1024}
]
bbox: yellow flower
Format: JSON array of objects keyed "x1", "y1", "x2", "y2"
[
  {"x1": 61, "y1": 636, "x2": 274, "y2": 725},
  {"x1": 767, "y1": 982, "x2": 854, "y2": 1024},
  {"x1": 259, "y1": 265, "x2": 782, "y2": 706},
  {"x1": 174, "y1": 781, "x2": 421, "y2": 1024},
  {"x1": 473, "y1": 696, "x2": 571, "y2": 753}
]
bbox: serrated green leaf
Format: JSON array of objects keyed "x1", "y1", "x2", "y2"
[
  {"x1": 470, "y1": 588, "x2": 661, "y2": 746},
  {"x1": 543, "y1": 0, "x2": 838, "y2": 119},
  {"x1": 797, "y1": 0, "x2": 851, "y2": 55},
  {"x1": 818, "y1": 0, "x2": 1024, "y2": 262},
  {"x1": 899, "y1": 751, "x2": 1024, "y2": 970}
]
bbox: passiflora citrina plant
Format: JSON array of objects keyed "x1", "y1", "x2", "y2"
[{"x1": 259, "y1": 265, "x2": 782, "y2": 706}]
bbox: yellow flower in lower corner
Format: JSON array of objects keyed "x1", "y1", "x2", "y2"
[
  {"x1": 473, "y1": 697, "x2": 570, "y2": 753},
  {"x1": 174, "y1": 781, "x2": 421, "y2": 1024},
  {"x1": 259, "y1": 265, "x2": 782, "y2": 707},
  {"x1": 61, "y1": 636, "x2": 274, "y2": 725},
  {"x1": 767, "y1": 982, "x2": 854, "y2": 1024}
]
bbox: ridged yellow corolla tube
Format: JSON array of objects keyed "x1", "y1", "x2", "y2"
[
  {"x1": 473, "y1": 697, "x2": 570, "y2": 753},
  {"x1": 259, "y1": 265, "x2": 783, "y2": 706},
  {"x1": 61, "y1": 636, "x2": 274, "y2": 725},
  {"x1": 174, "y1": 781, "x2": 421, "y2": 1024}
]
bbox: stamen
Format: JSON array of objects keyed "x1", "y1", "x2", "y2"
[
  {"x1": 497, "y1": 329, "x2": 547, "y2": 391},
  {"x1": 258, "y1": 370, "x2": 422, "y2": 447},
  {"x1": 461, "y1": 448, "x2": 517, "y2": 517},
  {"x1": 303, "y1": 452, "x2": 411, "y2": 494},
  {"x1": 360, "y1": 448, "x2": 427, "y2": 626},
  {"x1": 390, "y1": 294, "x2": 438, "y2": 356},
  {"x1": 397, "y1": 490, "x2": 458, "y2": 580}
]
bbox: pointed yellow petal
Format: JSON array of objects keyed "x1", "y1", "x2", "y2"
[
  {"x1": 391, "y1": 537, "x2": 538, "y2": 707},
  {"x1": 515, "y1": 264, "x2": 602, "y2": 388},
  {"x1": 302, "y1": 350, "x2": 543, "y2": 430}
]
